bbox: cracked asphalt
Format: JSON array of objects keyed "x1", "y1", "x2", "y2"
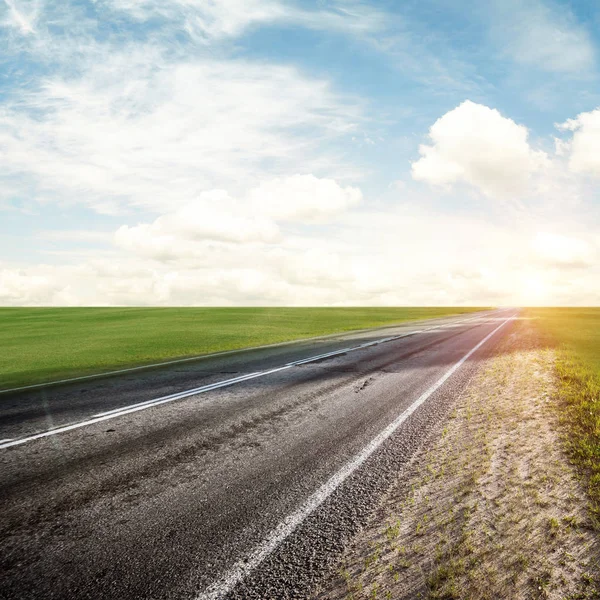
[{"x1": 0, "y1": 309, "x2": 516, "y2": 600}]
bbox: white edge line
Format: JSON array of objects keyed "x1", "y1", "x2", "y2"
[
  {"x1": 195, "y1": 316, "x2": 513, "y2": 600},
  {"x1": 0, "y1": 313, "x2": 505, "y2": 451},
  {"x1": 0, "y1": 311, "x2": 497, "y2": 395}
]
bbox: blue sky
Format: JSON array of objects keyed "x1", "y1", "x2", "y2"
[{"x1": 1, "y1": 0, "x2": 599, "y2": 305}]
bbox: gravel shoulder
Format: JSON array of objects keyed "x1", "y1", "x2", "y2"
[{"x1": 314, "y1": 317, "x2": 600, "y2": 600}]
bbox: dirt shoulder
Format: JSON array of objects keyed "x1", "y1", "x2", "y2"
[{"x1": 314, "y1": 318, "x2": 600, "y2": 600}]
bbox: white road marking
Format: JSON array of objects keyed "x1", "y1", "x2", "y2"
[
  {"x1": 195, "y1": 316, "x2": 514, "y2": 600},
  {"x1": 0, "y1": 330, "x2": 431, "y2": 449},
  {"x1": 0, "y1": 312, "x2": 493, "y2": 395},
  {"x1": 0, "y1": 313, "x2": 502, "y2": 451}
]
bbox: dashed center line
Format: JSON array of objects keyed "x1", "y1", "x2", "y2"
[{"x1": 0, "y1": 314, "x2": 500, "y2": 451}]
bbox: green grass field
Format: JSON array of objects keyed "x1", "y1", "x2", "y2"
[
  {"x1": 526, "y1": 308, "x2": 600, "y2": 524},
  {"x1": 526, "y1": 308, "x2": 600, "y2": 373},
  {"x1": 0, "y1": 307, "x2": 486, "y2": 390}
]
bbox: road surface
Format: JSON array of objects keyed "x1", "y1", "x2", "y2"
[{"x1": 0, "y1": 309, "x2": 516, "y2": 599}]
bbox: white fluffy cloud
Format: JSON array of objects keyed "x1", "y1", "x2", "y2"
[
  {"x1": 115, "y1": 175, "x2": 361, "y2": 260},
  {"x1": 411, "y1": 101, "x2": 548, "y2": 198},
  {"x1": 7, "y1": 205, "x2": 600, "y2": 307},
  {"x1": 0, "y1": 268, "x2": 74, "y2": 305},
  {"x1": 557, "y1": 108, "x2": 600, "y2": 177},
  {"x1": 248, "y1": 174, "x2": 362, "y2": 223},
  {"x1": 115, "y1": 190, "x2": 282, "y2": 260},
  {"x1": 2, "y1": 1, "x2": 600, "y2": 308}
]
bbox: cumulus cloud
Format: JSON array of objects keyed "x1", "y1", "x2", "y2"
[
  {"x1": 114, "y1": 175, "x2": 361, "y2": 261},
  {"x1": 248, "y1": 174, "x2": 362, "y2": 223},
  {"x1": 556, "y1": 108, "x2": 600, "y2": 177},
  {"x1": 5, "y1": 202, "x2": 600, "y2": 307},
  {"x1": 0, "y1": 268, "x2": 74, "y2": 305},
  {"x1": 411, "y1": 101, "x2": 548, "y2": 198},
  {"x1": 115, "y1": 190, "x2": 282, "y2": 260},
  {"x1": 3, "y1": 1, "x2": 600, "y2": 309}
]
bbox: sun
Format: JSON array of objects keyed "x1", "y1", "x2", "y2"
[{"x1": 521, "y1": 274, "x2": 548, "y2": 306}]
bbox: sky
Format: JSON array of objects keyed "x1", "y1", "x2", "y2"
[{"x1": 1, "y1": 0, "x2": 599, "y2": 307}]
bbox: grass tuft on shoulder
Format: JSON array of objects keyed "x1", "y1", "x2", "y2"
[
  {"x1": 555, "y1": 356, "x2": 600, "y2": 526},
  {"x1": 526, "y1": 308, "x2": 600, "y2": 527}
]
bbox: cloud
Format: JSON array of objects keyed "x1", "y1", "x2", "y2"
[
  {"x1": 108, "y1": 201, "x2": 597, "y2": 306},
  {"x1": 114, "y1": 189, "x2": 282, "y2": 260},
  {"x1": 0, "y1": 54, "x2": 362, "y2": 213},
  {"x1": 107, "y1": 0, "x2": 386, "y2": 42},
  {"x1": 556, "y1": 108, "x2": 600, "y2": 177},
  {"x1": 488, "y1": 0, "x2": 595, "y2": 74},
  {"x1": 531, "y1": 232, "x2": 594, "y2": 269},
  {"x1": 111, "y1": 0, "x2": 286, "y2": 40},
  {"x1": 0, "y1": 267, "x2": 74, "y2": 305},
  {"x1": 4, "y1": 200, "x2": 600, "y2": 307},
  {"x1": 2, "y1": 0, "x2": 37, "y2": 34},
  {"x1": 39, "y1": 230, "x2": 113, "y2": 244},
  {"x1": 2, "y1": 1, "x2": 600, "y2": 308},
  {"x1": 411, "y1": 101, "x2": 548, "y2": 198},
  {"x1": 114, "y1": 174, "x2": 361, "y2": 261},
  {"x1": 248, "y1": 174, "x2": 362, "y2": 223}
]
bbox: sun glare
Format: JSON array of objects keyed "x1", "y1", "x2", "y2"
[
  {"x1": 532, "y1": 231, "x2": 589, "y2": 267},
  {"x1": 521, "y1": 274, "x2": 548, "y2": 305}
]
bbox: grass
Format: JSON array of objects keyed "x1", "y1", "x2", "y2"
[
  {"x1": 525, "y1": 308, "x2": 600, "y2": 526},
  {"x1": 0, "y1": 306, "x2": 485, "y2": 390},
  {"x1": 525, "y1": 308, "x2": 600, "y2": 373}
]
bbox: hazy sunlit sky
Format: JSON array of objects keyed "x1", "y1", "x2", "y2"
[{"x1": 1, "y1": 0, "x2": 599, "y2": 306}]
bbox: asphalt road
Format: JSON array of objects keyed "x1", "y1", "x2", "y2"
[{"x1": 0, "y1": 308, "x2": 517, "y2": 600}]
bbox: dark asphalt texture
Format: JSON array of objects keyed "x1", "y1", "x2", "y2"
[{"x1": 0, "y1": 309, "x2": 516, "y2": 600}]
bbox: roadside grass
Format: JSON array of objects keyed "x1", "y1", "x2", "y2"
[
  {"x1": 525, "y1": 308, "x2": 600, "y2": 372},
  {"x1": 0, "y1": 307, "x2": 485, "y2": 390},
  {"x1": 525, "y1": 308, "x2": 600, "y2": 526}
]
